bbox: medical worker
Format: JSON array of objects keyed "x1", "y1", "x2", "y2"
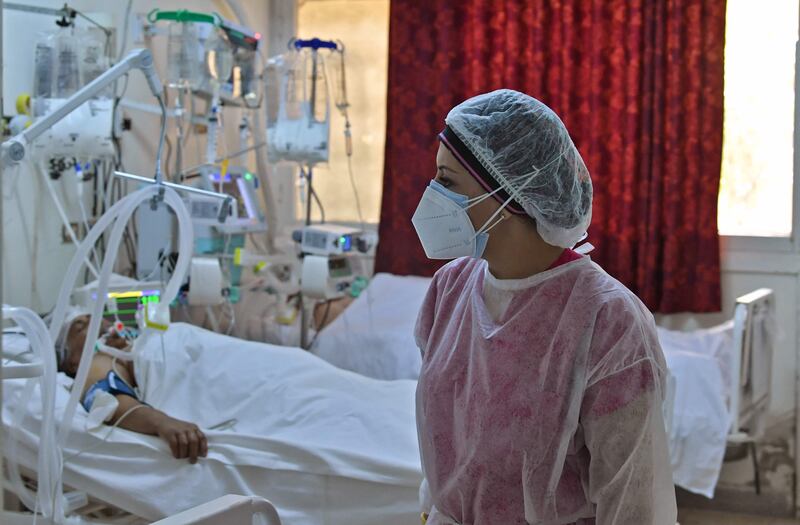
[{"x1": 411, "y1": 89, "x2": 676, "y2": 524}]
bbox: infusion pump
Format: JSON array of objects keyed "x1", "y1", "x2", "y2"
[
  {"x1": 293, "y1": 224, "x2": 376, "y2": 257},
  {"x1": 293, "y1": 224, "x2": 378, "y2": 300}
]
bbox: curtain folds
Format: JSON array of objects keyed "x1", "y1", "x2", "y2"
[{"x1": 377, "y1": 0, "x2": 725, "y2": 312}]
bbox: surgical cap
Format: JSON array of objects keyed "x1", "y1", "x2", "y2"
[{"x1": 444, "y1": 89, "x2": 593, "y2": 248}]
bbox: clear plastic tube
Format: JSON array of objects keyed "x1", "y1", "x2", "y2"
[
  {"x1": 41, "y1": 163, "x2": 100, "y2": 279},
  {"x1": 75, "y1": 170, "x2": 102, "y2": 272},
  {"x1": 3, "y1": 305, "x2": 64, "y2": 522},
  {"x1": 7, "y1": 379, "x2": 38, "y2": 511},
  {"x1": 48, "y1": 183, "x2": 193, "y2": 451},
  {"x1": 94, "y1": 341, "x2": 134, "y2": 361}
]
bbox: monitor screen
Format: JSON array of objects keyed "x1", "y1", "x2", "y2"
[{"x1": 91, "y1": 289, "x2": 161, "y2": 328}]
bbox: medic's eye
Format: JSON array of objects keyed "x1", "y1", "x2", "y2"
[{"x1": 436, "y1": 171, "x2": 454, "y2": 187}]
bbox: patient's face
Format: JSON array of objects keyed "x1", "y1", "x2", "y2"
[{"x1": 62, "y1": 315, "x2": 129, "y2": 376}]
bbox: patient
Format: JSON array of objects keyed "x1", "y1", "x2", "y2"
[{"x1": 57, "y1": 313, "x2": 207, "y2": 464}]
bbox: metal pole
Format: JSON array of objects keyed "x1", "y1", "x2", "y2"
[
  {"x1": 1, "y1": 0, "x2": 6, "y2": 513},
  {"x1": 305, "y1": 165, "x2": 313, "y2": 226},
  {"x1": 114, "y1": 171, "x2": 231, "y2": 201}
]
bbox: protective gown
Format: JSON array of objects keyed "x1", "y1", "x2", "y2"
[{"x1": 415, "y1": 256, "x2": 676, "y2": 524}]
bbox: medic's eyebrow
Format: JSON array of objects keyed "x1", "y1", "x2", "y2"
[{"x1": 437, "y1": 165, "x2": 457, "y2": 173}]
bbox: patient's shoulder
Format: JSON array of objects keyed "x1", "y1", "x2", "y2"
[{"x1": 83, "y1": 353, "x2": 135, "y2": 395}]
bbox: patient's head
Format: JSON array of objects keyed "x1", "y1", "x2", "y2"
[{"x1": 57, "y1": 314, "x2": 129, "y2": 377}]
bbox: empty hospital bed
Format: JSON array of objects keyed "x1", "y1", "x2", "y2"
[{"x1": 313, "y1": 274, "x2": 775, "y2": 498}]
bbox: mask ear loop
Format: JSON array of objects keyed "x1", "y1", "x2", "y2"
[
  {"x1": 469, "y1": 193, "x2": 516, "y2": 242},
  {"x1": 463, "y1": 185, "x2": 505, "y2": 207},
  {"x1": 469, "y1": 168, "x2": 542, "y2": 240}
]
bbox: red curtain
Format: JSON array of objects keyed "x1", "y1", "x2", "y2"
[{"x1": 376, "y1": 0, "x2": 726, "y2": 313}]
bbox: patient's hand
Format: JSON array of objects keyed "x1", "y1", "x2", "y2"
[{"x1": 155, "y1": 416, "x2": 208, "y2": 464}]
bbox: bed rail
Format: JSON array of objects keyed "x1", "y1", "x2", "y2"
[
  {"x1": 151, "y1": 495, "x2": 282, "y2": 525},
  {"x1": 727, "y1": 288, "x2": 774, "y2": 494},
  {"x1": 728, "y1": 288, "x2": 774, "y2": 440}
]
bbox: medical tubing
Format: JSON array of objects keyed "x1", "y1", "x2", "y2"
[
  {"x1": 206, "y1": 93, "x2": 221, "y2": 166},
  {"x1": 50, "y1": 185, "x2": 193, "y2": 450},
  {"x1": 41, "y1": 166, "x2": 100, "y2": 279},
  {"x1": 95, "y1": 341, "x2": 134, "y2": 361},
  {"x1": 3, "y1": 306, "x2": 65, "y2": 522},
  {"x1": 60, "y1": 186, "x2": 191, "y2": 450},
  {"x1": 76, "y1": 184, "x2": 102, "y2": 272},
  {"x1": 155, "y1": 95, "x2": 168, "y2": 184},
  {"x1": 4, "y1": 316, "x2": 46, "y2": 516},
  {"x1": 48, "y1": 194, "x2": 130, "y2": 349},
  {"x1": 17, "y1": 307, "x2": 63, "y2": 522},
  {"x1": 7, "y1": 379, "x2": 38, "y2": 511},
  {"x1": 56, "y1": 191, "x2": 145, "y2": 450},
  {"x1": 64, "y1": 186, "x2": 192, "y2": 449}
]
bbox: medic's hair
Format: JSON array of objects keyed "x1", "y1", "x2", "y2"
[{"x1": 438, "y1": 126, "x2": 526, "y2": 216}]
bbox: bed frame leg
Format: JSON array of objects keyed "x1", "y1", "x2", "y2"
[{"x1": 750, "y1": 441, "x2": 761, "y2": 495}]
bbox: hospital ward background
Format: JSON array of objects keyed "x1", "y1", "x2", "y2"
[{"x1": 0, "y1": 0, "x2": 797, "y2": 523}]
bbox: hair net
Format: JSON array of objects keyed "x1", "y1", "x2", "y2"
[{"x1": 445, "y1": 89, "x2": 593, "y2": 248}]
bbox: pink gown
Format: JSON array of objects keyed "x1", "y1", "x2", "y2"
[{"x1": 415, "y1": 255, "x2": 676, "y2": 524}]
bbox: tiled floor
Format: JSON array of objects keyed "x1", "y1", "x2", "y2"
[{"x1": 678, "y1": 508, "x2": 800, "y2": 524}]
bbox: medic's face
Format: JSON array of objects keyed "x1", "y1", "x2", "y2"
[{"x1": 434, "y1": 143, "x2": 504, "y2": 234}]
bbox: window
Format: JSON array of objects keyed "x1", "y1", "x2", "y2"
[
  {"x1": 296, "y1": 0, "x2": 390, "y2": 224},
  {"x1": 717, "y1": 0, "x2": 799, "y2": 237}
]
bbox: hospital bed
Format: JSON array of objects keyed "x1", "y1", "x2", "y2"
[
  {"x1": 657, "y1": 288, "x2": 774, "y2": 496},
  {"x1": 313, "y1": 274, "x2": 775, "y2": 498},
  {"x1": 2, "y1": 323, "x2": 422, "y2": 525}
]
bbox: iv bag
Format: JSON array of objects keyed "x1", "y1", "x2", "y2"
[
  {"x1": 233, "y1": 46, "x2": 260, "y2": 108},
  {"x1": 54, "y1": 27, "x2": 80, "y2": 98},
  {"x1": 264, "y1": 49, "x2": 331, "y2": 165},
  {"x1": 33, "y1": 27, "x2": 110, "y2": 115},
  {"x1": 80, "y1": 33, "x2": 110, "y2": 97},
  {"x1": 33, "y1": 32, "x2": 55, "y2": 100},
  {"x1": 205, "y1": 29, "x2": 234, "y2": 85},
  {"x1": 167, "y1": 21, "x2": 203, "y2": 89}
]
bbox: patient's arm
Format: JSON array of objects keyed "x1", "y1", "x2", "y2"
[{"x1": 82, "y1": 353, "x2": 208, "y2": 464}]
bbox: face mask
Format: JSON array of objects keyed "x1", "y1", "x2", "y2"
[{"x1": 411, "y1": 180, "x2": 510, "y2": 260}]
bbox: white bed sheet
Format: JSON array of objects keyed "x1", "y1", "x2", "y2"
[
  {"x1": 312, "y1": 273, "x2": 431, "y2": 380},
  {"x1": 2, "y1": 325, "x2": 422, "y2": 525},
  {"x1": 657, "y1": 324, "x2": 733, "y2": 497}
]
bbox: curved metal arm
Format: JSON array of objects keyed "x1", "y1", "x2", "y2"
[{"x1": 2, "y1": 48, "x2": 165, "y2": 181}]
